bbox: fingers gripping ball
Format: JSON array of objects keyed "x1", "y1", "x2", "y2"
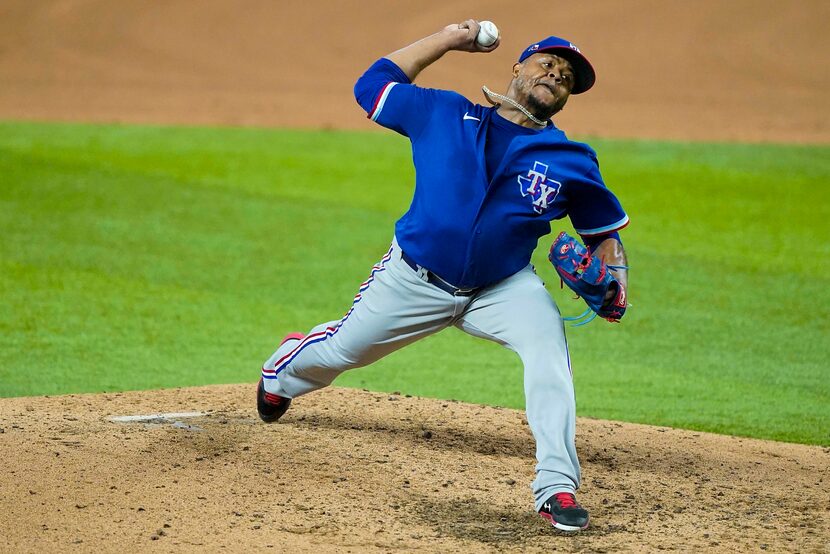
[
  {"x1": 548, "y1": 232, "x2": 627, "y2": 323},
  {"x1": 476, "y1": 21, "x2": 499, "y2": 47}
]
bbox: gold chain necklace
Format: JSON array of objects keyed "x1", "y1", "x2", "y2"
[{"x1": 482, "y1": 86, "x2": 548, "y2": 127}]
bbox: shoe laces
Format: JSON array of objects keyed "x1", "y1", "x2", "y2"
[{"x1": 554, "y1": 492, "x2": 578, "y2": 509}]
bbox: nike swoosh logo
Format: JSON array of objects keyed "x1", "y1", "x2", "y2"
[{"x1": 463, "y1": 113, "x2": 480, "y2": 121}]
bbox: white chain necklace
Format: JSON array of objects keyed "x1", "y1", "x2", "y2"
[{"x1": 482, "y1": 86, "x2": 548, "y2": 127}]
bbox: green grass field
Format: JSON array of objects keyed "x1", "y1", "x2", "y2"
[{"x1": 1, "y1": 121, "x2": 828, "y2": 445}]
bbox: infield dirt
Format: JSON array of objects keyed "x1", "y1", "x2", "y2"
[
  {"x1": 1, "y1": 1, "x2": 829, "y2": 552},
  {"x1": 1, "y1": 386, "x2": 828, "y2": 552},
  {"x1": 0, "y1": 0, "x2": 828, "y2": 142}
]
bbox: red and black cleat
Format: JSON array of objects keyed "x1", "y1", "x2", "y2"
[
  {"x1": 256, "y1": 377, "x2": 292, "y2": 423},
  {"x1": 539, "y1": 492, "x2": 590, "y2": 532},
  {"x1": 256, "y1": 333, "x2": 304, "y2": 423}
]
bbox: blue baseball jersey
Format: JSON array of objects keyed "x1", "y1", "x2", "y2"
[{"x1": 354, "y1": 59, "x2": 628, "y2": 288}]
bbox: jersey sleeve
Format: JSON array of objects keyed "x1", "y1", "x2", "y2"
[
  {"x1": 353, "y1": 58, "x2": 445, "y2": 139},
  {"x1": 566, "y1": 159, "x2": 629, "y2": 237},
  {"x1": 581, "y1": 231, "x2": 621, "y2": 251}
]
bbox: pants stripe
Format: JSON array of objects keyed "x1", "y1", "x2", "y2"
[{"x1": 261, "y1": 247, "x2": 393, "y2": 380}]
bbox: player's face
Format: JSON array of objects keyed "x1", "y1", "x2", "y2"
[{"x1": 512, "y1": 53, "x2": 575, "y2": 116}]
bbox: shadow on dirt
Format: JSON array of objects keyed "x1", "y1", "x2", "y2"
[
  {"x1": 286, "y1": 407, "x2": 536, "y2": 459},
  {"x1": 278, "y1": 406, "x2": 722, "y2": 480},
  {"x1": 409, "y1": 494, "x2": 631, "y2": 547}
]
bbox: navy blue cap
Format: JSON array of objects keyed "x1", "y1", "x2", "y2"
[{"x1": 518, "y1": 36, "x2": 596, "y2": 94}]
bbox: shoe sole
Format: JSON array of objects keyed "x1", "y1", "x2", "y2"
[
  {"x1": 539, "y1": 512, "x2": 589, "y2": 532},
  {"x1": 281, "y1": 332, "x2": 306, "y2": 345}
]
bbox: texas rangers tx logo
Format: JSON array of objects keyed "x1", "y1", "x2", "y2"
[{"x1": 517, "y1": 161, "x2": 561, "y2": 214}]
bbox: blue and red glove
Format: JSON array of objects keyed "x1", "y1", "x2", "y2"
[{"x1": 548, "y1": 232, "x2": 627, "y2": 323}]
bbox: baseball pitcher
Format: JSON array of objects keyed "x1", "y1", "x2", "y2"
[{"x1": 258, "y1": 20, "x2": 629, "y2": 532}]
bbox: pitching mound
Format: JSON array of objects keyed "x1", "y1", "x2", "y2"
[{"x1": 1, "y1": 386, "x2": 827, "y2": 552}]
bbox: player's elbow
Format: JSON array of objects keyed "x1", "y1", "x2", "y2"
[{"x1": 353, "y1": 78, "x2": 371, "y2": 112}]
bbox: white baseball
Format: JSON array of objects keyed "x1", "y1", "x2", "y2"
[{"x1": 475, "y1": 21, "x2": 499, "y2": 47}]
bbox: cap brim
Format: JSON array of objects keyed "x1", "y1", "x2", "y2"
[{"x1": 535, "y1": 46, "x2": 596, "y2": 94}]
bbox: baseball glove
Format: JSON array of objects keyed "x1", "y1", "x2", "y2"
[{"x1": 548, "y1": 232, "x2": 627, "y2": 324}]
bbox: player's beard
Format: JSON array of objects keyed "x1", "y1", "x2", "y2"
[{"x1": 527, "y1": 89, "x2": 568, "y2": 119}]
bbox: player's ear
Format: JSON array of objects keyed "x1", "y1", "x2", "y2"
[{"x1": 512, "y1": 62, "x2": 522, "y2": 77}]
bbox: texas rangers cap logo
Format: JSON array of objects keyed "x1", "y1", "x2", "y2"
[{"x1": 518, "y1": 161, "x2": 561, "y2": 214}]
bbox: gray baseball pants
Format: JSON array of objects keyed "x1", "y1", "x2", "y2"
[{"x1": 261, "y1": 238, "x2": 580, "y2": 509}]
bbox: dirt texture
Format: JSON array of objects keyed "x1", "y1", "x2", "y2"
[
  {"x1": 0, "y1": 386, "x2": 828, "y2": 553},
  {"x1": 0, "y1": 0, "x2": 828, "y2": 143}
]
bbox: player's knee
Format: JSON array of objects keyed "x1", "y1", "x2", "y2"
[{"x1": 329, "y1": 346, "x2": 382, "y2": 371}]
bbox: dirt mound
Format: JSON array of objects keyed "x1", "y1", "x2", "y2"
[
  {"x1": 0, "y1": 0, "x2": 828, "y2": 142},
  {"x1": 1, "y1": 385, "x2": 827, "y2": 552}
]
